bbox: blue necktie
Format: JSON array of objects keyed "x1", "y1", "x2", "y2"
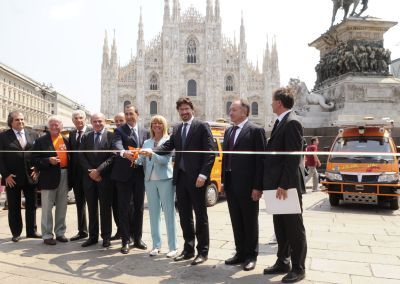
[{"x1": 94, "y1": 132, "x2": 101, "y2": 150}]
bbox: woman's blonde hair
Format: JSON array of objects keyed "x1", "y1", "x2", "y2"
[{"x1": 149, "y1": 115, "x2": 168, "y2": 138}]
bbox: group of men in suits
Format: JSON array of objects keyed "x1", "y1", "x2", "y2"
[{"x1": 0, "y1": 90, "x2": 307, "y2": 282}]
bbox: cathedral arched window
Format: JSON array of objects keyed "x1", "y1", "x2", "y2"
[
  {"x1": 226, "y1": 101, "x2": 232, "y2": 115},
  {"x1": 251, "y1": 102, "x2": 259, "y2": 116},
  {"x1": 187, "y1": 39, "x2": 197, "y2": 63},
  {"x1": 225, "y1": 75, "x2": 234, "y2": 91},
  {"x1": 187, "y1": 80, "x2": 197, "y2": 96},
  {"x1": 150, "y1": 74, "x2": 158, "y2": 90},
  {"x1": 150, "y1": 101, "x2": 157, "y2": 115}
]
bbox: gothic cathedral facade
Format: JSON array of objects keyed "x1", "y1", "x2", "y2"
[{"x1": 101, "y1": 0, "x2": 280, "y2": 127}]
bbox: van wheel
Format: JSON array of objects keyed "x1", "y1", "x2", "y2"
[
  {"x1": 389, "y1": 197, "x2": 399, "y2": 210},
  {"x1": 329, "y1": 194, "x2": 340, "y2": 206},
  {"x1": 206, "y1": 183, "x2": 219, "y2": 207}
]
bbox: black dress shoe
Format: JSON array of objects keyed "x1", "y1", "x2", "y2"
[
  {"x1": 81, "y1": 239, "x2": 98, "y2": 247},
  {"x1": 70, "y1": 232, "x2": 88, "y2": 241},
  {"x1": 56, "y1": 236, "x2": 69, "y2": 242},
  {"x1": 174, "y1": 251, "x2": 195, "y2": 261},
  {"x1": 121, "y1": 243, "x2": 130, "y2": 254},
  {"x1": 225, "y1": 254, "x2": 245, "y2": 265},
  {"x1": 243, "y1": 259, "x2": 256, "y2": 271},
  {"x1": 263, "y1": 263, "x2": 292, "y2": 275},
  {"x1": 12, "y1": 236, "x2": 21, "y2": 242},
  {"x1": 282, "y1": 270, "x2": 306, "y2": 283},
  {"x1": 191, "y1": 254, "x2": 208, "y2": 265},
  {"x1": 133, "y1": 240, "x2": 147, "y2": 250},
  {"x1": 44, "y1": 238, "x2": 57, "y2": 245},
  {"x1": 102, "y1": 239, "x2": 111, "y2": 248},
  {"x1": 26, "y1": 232, "x2": 42, "y2": 239}
]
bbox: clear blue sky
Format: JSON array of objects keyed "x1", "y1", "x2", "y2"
[{"x1": 2, "y1": 0, "x2": 399, "y2": 113}]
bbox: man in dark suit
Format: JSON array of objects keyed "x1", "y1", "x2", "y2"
[
  {"x1": 158, "y1": 97, "x2": 215, "y2": 265},
  {"x1": 109, "y1": 112, "x2": 126, "y2": 241},
  {"x1": 32, "y1": 116, "x2": 71, "y2": 245},
  {"x1": 222, "y1": 100, "x2": 266, "y2": 271},
  {"x1": 79, "y1": 113, "x2": 115, "y2": 248},
  {"x1": 0, "y1": 111, "x2": 41, "y2": 242},
  {"x1": 69, "y1": 110, "x2": 90, "y2": 241},
  {"x1": 111, "y1": 105, "x2": 150, "y2": 254},
  {"x1": 263, "y1": 88, "x2": 307, "y2": 283}
]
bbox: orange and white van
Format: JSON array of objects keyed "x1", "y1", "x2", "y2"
[{"x1": 322, "y1": 119, "x2": 400, "y2": 210}]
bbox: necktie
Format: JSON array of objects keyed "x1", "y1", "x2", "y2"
[
  {"x1": 77, "y1": 130, "x2": 82, "y2": 146},
  {"x1": 227, "y1": 126, "x2": 239, "y2": 170},
  {"x1": 17, "y1": 131, "x2": 26, "y2": 149},
  {"x1": 94, "y1": 132, "x2": 101, "y2": 150},
  {"x1": 271, "y1": 119, "x2": 280, "y2": 134},
  {"x1": 131, "y1": 127, "x2": 139, "y2": 146},
  {"x1": 181, "y1": 123, "x2": 188, "y2": 149},
  {"x1": 180, "y1": 123, "x2": 188, "y2": 171}
]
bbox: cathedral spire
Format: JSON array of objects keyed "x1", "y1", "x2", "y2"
[
  {"x1": 137, "y1": 7, "x2": 145, "y2": 58},
  {"x1": 271, "y1": 36, "x2": 280, "y2": 85},
  {"x1": 263, "y1": 35, "x2": 270, "y2": 72},
  {"x1": 172, "y1": 0, "x2": 180, "y2": 22},
  {"x1": 110, "y1": 29, "x2": 117, "y2": 66},
  {"x1": 206, "y1": 0, "x2": 213, "y2": 22},
  {"x1": 163, "y1": 0, "x2": 170, "y2": 24},
  {"x1": 240, "y1": 11, "x2": 246, "y2": 47},
  {"x1": 102, "y1": 30, "x2": 109, "y2": 69},
  {"x1": 214, "y1": 0, "x2": 220, "y2": 21}
]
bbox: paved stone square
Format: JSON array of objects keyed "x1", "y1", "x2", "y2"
[{"x1": 0, "y1": 189, "x2": 400, "y2": 283}]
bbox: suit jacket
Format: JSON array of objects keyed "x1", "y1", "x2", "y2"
[
  {"x1": 0, "y1": 129, "x2": 38, "y2": 186},
  {"x1": 158, "y1": 119, "x2": 215, "y2": 185},
  {"x1": 138, "y1": 137, "x2": 173, "y2": 182},
  {"x1": 263, "y1": 111, "x2": 305, "y2": 193},
  {"x1": 111, "y1": 123, "x2": 150, "y2": 182},
  {"x1": 69, "y1": 126, "x2": 92, "y2": 184},
  {"x1": 221, "y1": 121, "x2": 266, "y2": 197},
  {"x1": 31, "y1": 133, "x2": 72, "y2": 190},
  {"x1": 78, "y1": 130, "x2": 115, "y2": 189}
]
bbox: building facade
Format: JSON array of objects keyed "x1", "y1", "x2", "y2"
[
  {"x1": 0, "y1": 62, "x2": 89, "y2": 130},
  {"x1": 101, "y1": 0, "x2": 280, "y2": 127},
  {"x1": 391, "y1": 58, "x2": 400, "y2": 78}
]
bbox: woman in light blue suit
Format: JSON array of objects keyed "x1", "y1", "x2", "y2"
[{"x1": 138, "y1": 115, "x2": 177, "y2": 257}]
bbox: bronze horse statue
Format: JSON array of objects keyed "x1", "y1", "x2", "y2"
[{"x1": 331, "y1": 0, "x2": 369, "y2": 26}]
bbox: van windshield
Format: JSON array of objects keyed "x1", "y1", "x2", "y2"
[{"x1": 329, "y1": 137, "x2": 395, "y2": 163}]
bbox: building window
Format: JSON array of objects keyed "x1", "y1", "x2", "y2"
[
  {"x1": 150, "y1": 101, "x2": 157, "y2": 115},
  {"x1": 226, "y1": 101, "x2": 232, "y2": 115},
  {"x1": 150, "y1": 74, "x2": 158, "y2": 90},
  {"x1": 187, "y1": 80, "x2": 197, "y2": 96},
  {"x1": 225, "y1": 75, "x2": 234, "y2": 91},
  {"x1": 251, "y1": 102, "x2": 258, "y2": 116},
  {"x1": 187, "y1": 39, "x2": 197, "y2": 63}
]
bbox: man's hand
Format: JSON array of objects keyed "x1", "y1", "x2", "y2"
[
  {"x1": 88, "y1": 169, "x2": 101, "y2": 181},
  {"x1": 30, "y1": 167, "x2": 39, "y2": 181},
  {"x1": 317, "y1": 160, "x2": 321, "y2": 168},
  {"x1": 251, "y1": 189, "x2": 262, "y2": 201},
  {"x1": 276, "y1": 187, "x2": 288, "y2": 200},
  {"x1": 123, "y1": 151, "x2": 136, "y2": 162},
  {"x1": 49, "y1": 156, "x2": 60, "y2": 165},
  {"x1": 5, "y1": 174, "x2": 16, "y2": 188},
  {"x1": 195, "y1": 176, "x2": 206, "y2": 188}
]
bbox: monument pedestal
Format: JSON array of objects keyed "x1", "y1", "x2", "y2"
[{"x1": 300, "y1": 17, "x2": 399, "y2": 129}]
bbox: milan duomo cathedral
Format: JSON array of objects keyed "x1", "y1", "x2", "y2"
[{"x1": 101, "y1": 0, "x2": 281, "y2": 127}]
